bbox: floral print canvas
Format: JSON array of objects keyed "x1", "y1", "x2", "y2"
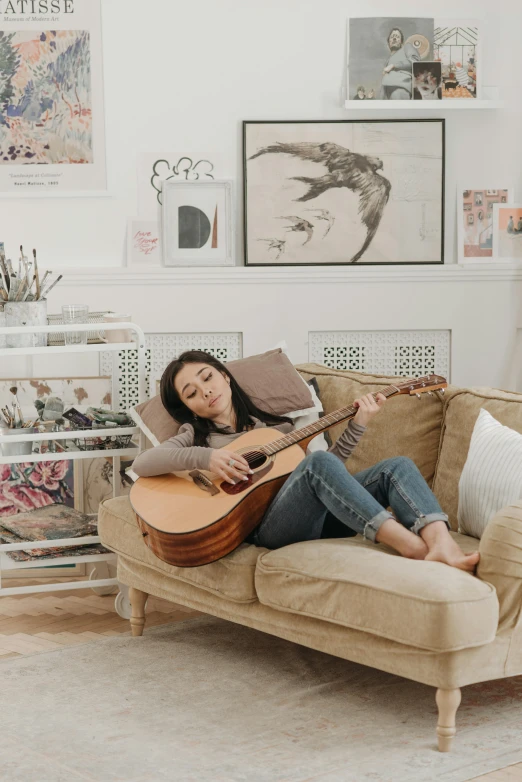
[{"x1": 0, "y1": 460, "x2": 74, "y2": 520}]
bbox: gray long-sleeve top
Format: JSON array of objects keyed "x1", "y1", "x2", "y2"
[{"x1": 132, "y1": 416, "x2": 367, "y2": 477}]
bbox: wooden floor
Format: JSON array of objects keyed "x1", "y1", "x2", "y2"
[
  {"x1": 0, "y1": 574, "x2": 200, "y2": 659},
  {"x1": 0, "y1": 576, "x2": 520, "y2": 782}
]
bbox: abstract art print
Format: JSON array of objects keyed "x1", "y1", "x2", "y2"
[
  {"x1": 434, "y1": 21, "x2": 480, "y2": 99},
  {"x1": 347, "y1": 17, "x2": 434, "y2": 101},
  {"x1": 493, "y1": 204, "x2": 522, "y2": 262},
  {"x1": 244, "y1": 120, "x2": 445, "y2": 266},
  {"x1": 0, "y1": 0, "x2": 106, "y2": 196},
  {"x1": 162, "y1": 180, "x2": 234, "y2": 266},
  {"x1": 458, "y1": 187, "x2": 513, "y2": 262}
]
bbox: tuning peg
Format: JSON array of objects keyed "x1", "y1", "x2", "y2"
[
  {"x1": 440, "y1": 388, "x2": 445, "y2": 395},
  {"x1": 416, "y1": 393, "x2": 421, "y2": 399},
  {"x1": 427, "y1": 391, "x2": 433, "y2": 396}
]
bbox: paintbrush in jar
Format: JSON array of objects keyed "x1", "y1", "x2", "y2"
[
  {"x1": 39, "y1": 274, "x2": 63, "y2": 300},
  {"x1": 32, "y1": 248, "x2": 41, "y2": 300},
  {"x1": 9, "y1": 387, "x2": 24, "y2": 426}
]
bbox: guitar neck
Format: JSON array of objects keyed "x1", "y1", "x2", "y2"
[{"x1": 261, "y1": 383, "x2": 403, "y2": 457}]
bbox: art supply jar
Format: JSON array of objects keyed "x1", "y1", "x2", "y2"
[
  {"x1": 4, "y1": 300, "x2": 48, "y2": 348},
  {"x1": 0, "y1": 427, "x2": 37, "y2": 457},
  {"x1": 62, "y1": 304, "x2": 89, "y2": 345}
]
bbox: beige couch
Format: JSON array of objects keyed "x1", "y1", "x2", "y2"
[{"x1": 98, "y1": 364, "x2": 522, "y2": 752}]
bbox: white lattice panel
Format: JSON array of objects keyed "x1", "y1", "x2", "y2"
[
  {"x1": 100, "y1": 333, "x2": 243, "y2": 410},
  {"x1": 309, "y1": 331, "x2": 451, "y2": 380}
]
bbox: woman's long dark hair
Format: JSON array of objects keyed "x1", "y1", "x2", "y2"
[{"x1": 160, "y1": 350, "x2": 293, "y2": 447}]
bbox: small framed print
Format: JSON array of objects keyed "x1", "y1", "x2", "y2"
[
  {"x1": 161, "y1": 179, "x2": 234, "y2": 267},
  {"x1": 458, "y1": 185, "x2": 514, "y2": 263},
  {"x1": 127, "y1": 219, "x2": 161, "y2": 267},
  {"x1": 492, "y1": 203, "x2": 522, "y2": 262}
]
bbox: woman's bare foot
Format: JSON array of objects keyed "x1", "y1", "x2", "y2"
[
  {"x1": 420, "y1": 521, "x2": 480, "y2": 572},
  {"x1": 424, "y1": 547, "x2": 480, "y2": 572},
  {"x1": 376, "y1": 518, "x2": 428, "y2": 560}
]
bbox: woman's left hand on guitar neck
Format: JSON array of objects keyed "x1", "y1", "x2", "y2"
[{"x1": 353, "y1": 392, "x2": 386, "y2": 428}]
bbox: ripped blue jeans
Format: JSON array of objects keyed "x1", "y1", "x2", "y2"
[{"x1": 246, "y1": 451, "x2": 449, "y2": 549}]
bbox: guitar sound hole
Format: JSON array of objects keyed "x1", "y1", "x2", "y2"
[{"x1": 245, "y1": 451, "x2": 268, "y2": 470}]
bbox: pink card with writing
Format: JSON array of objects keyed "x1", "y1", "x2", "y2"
[{"x1": 127, "y1": 219, "x2": 162, "y2": 266}]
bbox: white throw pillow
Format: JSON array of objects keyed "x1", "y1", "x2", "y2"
[{"x1": 458, "y1": 408, "x2": 522, "y2": 538}]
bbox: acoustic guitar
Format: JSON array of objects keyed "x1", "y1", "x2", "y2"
[{"x1": 130, "y1": 374, "x2": 447, "y2": 568}]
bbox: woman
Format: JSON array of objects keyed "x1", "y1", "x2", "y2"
[{"x1": 132, "y1": 350, "x2": 479, "y2": 572}]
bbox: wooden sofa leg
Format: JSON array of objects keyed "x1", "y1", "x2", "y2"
[
  {"x1": 129, "y1": 587, "x2": 148, "y2": 637},
  {"x1": 435, "y1": 688, "x2": 461, "y2": 752}
]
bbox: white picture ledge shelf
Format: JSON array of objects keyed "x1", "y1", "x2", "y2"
[
  {"x1": 344, "y1": 99, "x2": 504, "y2": 111},
  {"x1": 45, "y1": 263, "x2": 522, "y2": 286}
]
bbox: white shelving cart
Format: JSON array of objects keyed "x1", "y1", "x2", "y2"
[{"x1": 0, "y1": 321, "x2": 147, "y2": 618}]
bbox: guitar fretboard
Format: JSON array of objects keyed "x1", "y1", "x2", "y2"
[{"x1": 261, "y1": 384, "x2": 401, "y2": 456}]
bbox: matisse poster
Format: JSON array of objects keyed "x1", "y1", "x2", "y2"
[{"x1": 0, "y1": 0, "x2": 106, "y2": 196}]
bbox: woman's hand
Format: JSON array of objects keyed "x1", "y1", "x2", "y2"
[
  {"x1": 209, "y1": 449, "x2": 253, "y2": 484},
  {"x1": 353, "y1": 392, "x2": 386, "y2": 428}
]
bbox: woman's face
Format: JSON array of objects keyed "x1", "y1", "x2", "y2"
[{"x1": 174, "y1": 362, "x2": 232, "y2": 421}]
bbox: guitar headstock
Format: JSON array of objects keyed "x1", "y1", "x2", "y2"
[{"x1": 396, "y1": 374, "x2": 448, "y2": 396}]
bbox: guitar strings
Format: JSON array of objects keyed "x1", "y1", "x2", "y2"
[{"x1": 235, "y1": 378, "x2": 437, "y2": 464}]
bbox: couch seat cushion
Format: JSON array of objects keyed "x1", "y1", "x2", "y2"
[
  {"x1": 255, "y1": 537, "x2": 498, "y2": 652},
  {"x1": 98, "y1": 496, "x2": 265, "y2": 603}
]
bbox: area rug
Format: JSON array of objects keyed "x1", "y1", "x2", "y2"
[{"x1": 1, "y1": 615, "x2": 522, "y2": 782}]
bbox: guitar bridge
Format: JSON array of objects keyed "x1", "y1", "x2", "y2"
[{"x1": 189, "y1": 470, "x2": 219, "y2": 496}]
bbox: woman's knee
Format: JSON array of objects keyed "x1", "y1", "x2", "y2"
[
  {"x1": 305, "y1": 450, "x2": 339, "y2": 469},
  {"x1": 385, "y1": 455, "x2": 419, "y2": 474}
]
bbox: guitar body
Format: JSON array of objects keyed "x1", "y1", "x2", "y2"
[{"x1": 130, "y1": 427, "x2": 306, "y2": 567}]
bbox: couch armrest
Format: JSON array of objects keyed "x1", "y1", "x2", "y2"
[{"x1": 478, "y1": 502, "x2": 522, "y2": 628}]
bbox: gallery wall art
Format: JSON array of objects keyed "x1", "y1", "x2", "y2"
[
  {"x1": 127, "y1": 219, "x2": 161, "y2": 267},
  {"x1": 348, "y1": 17, "x2": 434, "y2": 101},
  {"x1": 243, "y1": 120, "x2": 445, "y2": 266},
  {"x1": 162, "y1": 179, "x2": 234, "y2": 267},
  {"x1": 493, "y1": 204, "x2": 522, "y2": 262},
  {"x1": 136, "y1": 154, "x2": 216, "y2": 218},
  {"x1": 434, "y1": 21, "x2": 480, "y2": 99},
  {"x1": 458, "y1": 187, "x2": 513, "y2": 262},
  {"x1": 0, "y1": 0, "x2": 106, "y2": 197}
]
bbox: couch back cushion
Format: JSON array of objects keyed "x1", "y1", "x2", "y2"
[
  {"x1": 295, "y1": 364, "x2": 444, "y2": 486},
  {"x1": 131, "y1": 349, "x2": 314, "y2": 445},
  {"x1": 432, "y1": 387, "x2": 522, "y2": 529}
]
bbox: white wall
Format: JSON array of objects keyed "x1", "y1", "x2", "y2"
[{"x1": 3, "y1": 0, "x2": 522, "y2": 390}]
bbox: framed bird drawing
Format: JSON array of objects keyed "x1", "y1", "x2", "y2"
[{"x1": 243, "y1": 119, "x2": 445, "y2": 266}]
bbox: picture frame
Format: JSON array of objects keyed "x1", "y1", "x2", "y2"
[
  {"x1": 0, "y1": 0, "x2": 107, "y2": 198},
  {"x1": 126, "y1": 219, "x2": 162, "y2": 267},
  {"x1": 492, "y1": 203, "x2": 522, "y2": 262},
  {"x1": 457, "y1": 185, "x2": 514, "y2": 263},
  {"x1": 243, "y1": 119, "x2": 445, "y2": 266},
  {"x1": 161, "y1": 179, "x2": 234, "y2": 267}
]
